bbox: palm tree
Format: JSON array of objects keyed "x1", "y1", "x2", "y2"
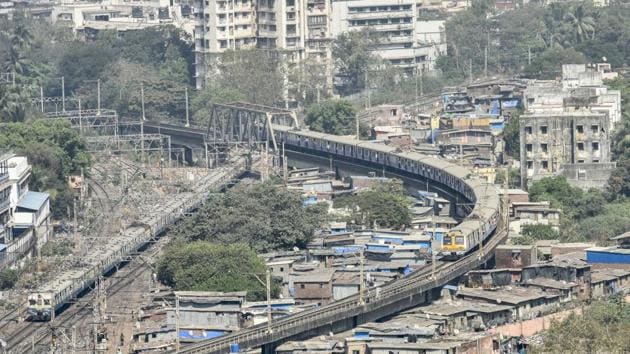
[
  {"x1": 0, "y1": 85, "x2": 28, "y2": 122},
  {"x1": 563, "y1": 5, "x2": 595, "y2": 43},
  {"x1": 1, "y1": 21, "x2": 34, "y2": 76}
]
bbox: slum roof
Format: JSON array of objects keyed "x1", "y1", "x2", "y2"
[
  {"x1": 457, "y1": 286, "x2": 559, "y2": 305},
  {"x1": 590, "y1": 269, "x2": 630, "y2": 283},
  {"x1": 586, "y1": 246, "x2": 630, "y2": 255},
  {"x1": 16, "y1": 191, "x2": 49, "y2": 211},
  {"x1": 333, "y1": 272, "x2": 361, "y2": 285},
  {"x1": 356, "y1": 321, "x2": 437, "y2": 337},
  {"x1": 415, "y1": 300, "x2": 512, "y2": 317},
  {"x1": 610, "y1": 231, "x2": 630, "y2": 241},
  {"x1": 496, "y1": 245, "x2": 534, "y2": 250},
  {"x1": 523, "y1": 278, "x2": 577, "y2": 290},
  {"x1": 367, "y1": 341, "x2": 463, "y2": 350},
  {"x1": 276, "y1": 339, "x2": 342, "y2": 352},
  {"x1": 527, "y1": 254, "x2": 590, "y2": 269},
  {"x1": 292, "y1": 269, "x2": 335, "y2": 283}
]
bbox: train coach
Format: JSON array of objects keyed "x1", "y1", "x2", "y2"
[{"x1": 273, "y1": 126, "x2": 500, "y2": 259}]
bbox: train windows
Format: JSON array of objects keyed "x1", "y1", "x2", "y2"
[
  {"x1": 443, "y1": 235, "x2": 452, "y2": 244},
  {"x1": 456, "y1": 236, "x2": 464, "y2": 245},
  {"x1": 44, "y1": 299, "x2": 51, "y2": 305},
  {"x1": 29, "y1": 299, "x2": 36, "y2": 305}
]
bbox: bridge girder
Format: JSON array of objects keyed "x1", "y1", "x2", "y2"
[{"x1": 206, "y1": 102, "x2": 298, "y2": 151}]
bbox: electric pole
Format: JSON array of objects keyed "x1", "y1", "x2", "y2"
[
  {"x1": 97, "y1": 79, "x2": 101, "y2": 114},
  {"x1": 141, "y1": 83, "x2": 146, "y2": 165},
  {"x1": 359, "y1": 248, "x2": 365, "y2": 305},
  {"x1": 61, "y1": 76, "x2": 66, "y2": 112},
  {"x1": 484, "y1": 45, "x2": 488, "y2": 78},
  {"x1": 175, "y1": 293, "x2": 180, "y2": 353},
  {"x1": 469, "y1": 59, "x2": 473, "y2": 84},
  {"x1": 266, "y1": 268, "x2": 272, "y2": 334},
  {"x1": 185, "y1": 87, "x2": 190, "y2": 127}
]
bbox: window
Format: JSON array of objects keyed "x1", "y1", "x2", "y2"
[
  {"x1": 29, "y1": 300, "x2": 36, "y2": 305},
  {"x1": 319, "y1": 283, "x2": 324, "y2": 288},
  {"x1": 592, "y1": 142, "x2": 599, "y2": 151},
  {"x1": 286, "y1": 0, "x2": 294, "y2": 6},
  {"x1": 593, "y1": 159, "x2": 599, "y2": 163},
  {"x1": 455, "y1": 236, "x2": 465, "y2": 245},
  {"x1": 352, "y1": 351, "x2": 360, "y2": 354},
  {"x1": 525, "y1": 126, "x2": 532, "y2": 134},
  {"x1": 541, "y1": 143, "x2": 548, "y2": 153},
  {"x1": 542, "y1": 160, "x2": 549, "y2": 169},
  {"x1": 576, "y1": 125, "x2": 584, "y2": 134},
  {"x1": 527, "y1": 160, "x2": 533, "y2": 169},
  {"x1": 578, "y1": 160, "x2": 585, "y2": 163},
  {"x1": 591, "y1": 124, "x2": 599, "y2": 133},
  {"x1": 279, "y1": 267, "x2": 284, "y2": 272},
  {"x1": 300, "y1": 284, "x2": 305, "y2": 289},
  {"x1": 577, "y1": 142, "x2": 584, "y2": 151},
  {"x1": 526, "y1": 144, "x2": 532, "y2": 152},
  {"x1": 540, "y1": 126, "x2": 548, "y2": 134}
]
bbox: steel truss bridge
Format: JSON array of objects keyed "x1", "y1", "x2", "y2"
[{"x1": 140, "y1": 102, "x2": 506, "y2": 354}]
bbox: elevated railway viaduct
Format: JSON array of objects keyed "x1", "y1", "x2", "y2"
[{"x1": 146, "y1": 102, "x2": 505, "y2": 354}]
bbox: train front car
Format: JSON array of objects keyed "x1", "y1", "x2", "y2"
[
  {"x1": 27, "y1": 292, "x2": 55, "y2": 321},
  {"x1": 441, "y1": 229, "x2": 466, "y2": 260}
]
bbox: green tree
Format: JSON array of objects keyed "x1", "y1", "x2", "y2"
[
  {"x1": 305, "y1": 100, "x2": 358, "y2": 135},
  {"x1": 215, "y1": 50, "x2": 284, "y2": 106},
  {"x1": 529, "y1": 176, "x2": 606, "y2": 220},
  {"x1": 335, "y1": 180, "x2": 411, "y2": 229},
  {"x1": 171, "y1": 181, "x2": 327, "y2": 252},
  {"x1": 190, "y1": 84, "x2": 247, "y2": 126},
  {"x1": 1, "y1": 16, "x2": 33, "y2": 76},
  {"x1": 0, "y1": 269, "x2": 18, "y2": 290},
  {"x1": 502, "y1": 112, "x2": 521, "y2": 158},
  {"x1": 536, "y1": 297, "x2": 630, "y2": 353},
  {"x1": 563, "y1": 4, "x2": 595, "y2": 44},
  {"x1": 0, "y1": 120, "x2": 91, "y2": 217},
  {"x1": 332, "y1": 29, "x2": 375, "y2": 95},
  {"x1": 157, "y1": 242, "x2": 279, "y2": 301}
]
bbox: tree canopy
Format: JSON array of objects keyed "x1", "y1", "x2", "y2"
[
  {"x1": 305, "y1": 100, "x2": 358, "y2": 135},
  {"x1": 169, "y1": 181, "x2": 327, "y2": 252},
  {"x1": 536, "y1": 296, "x2": 630, "y2": 353},
  {"x1": 157, "y1": 242, "x2": 279, "y2": 301},
  {"x1": 335, "y1": 180, "x2": 411, "y2": 229},
  {"x1": 0, "y1": 120, "x2": 91, "y2": 217}
]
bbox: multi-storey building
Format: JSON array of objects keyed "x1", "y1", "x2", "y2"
[
  {"x1": 0, "y1": 154, "x2": 51, "y2": 268},
  {"x1": 520, "y1": 64, "x2": 621, "y2": 189},
  {"x1": 330, "y1": 0, "x2": 444, "y2": 74}
]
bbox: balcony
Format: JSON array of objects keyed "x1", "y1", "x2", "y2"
[{"x1": 348, "y1": 11, "x2": 411, "y2": 20}]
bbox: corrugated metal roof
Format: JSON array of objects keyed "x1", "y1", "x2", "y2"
[{"x1": 16, "y1": 191, "x2": 49, "y2": 211}]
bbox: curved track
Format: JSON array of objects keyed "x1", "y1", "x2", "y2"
[{"x1": 174, "y1": 126, "x2": 503, "y2": 353}]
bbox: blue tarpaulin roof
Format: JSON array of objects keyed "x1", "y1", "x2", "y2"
[{"x1": 16, "y1": 191, "x2": 49, "y2": 211}]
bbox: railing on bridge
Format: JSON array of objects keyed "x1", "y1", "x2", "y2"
[{"x1": 178, "y1": 226, "x2": 506, "y2": 354}]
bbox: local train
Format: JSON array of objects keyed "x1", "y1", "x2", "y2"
[
  {"x1": 273, "y1": 126, "x2": 500, "y2": 259},
  {"x1": 27, "y1": 168, "x2": 240, "y2": 321}
]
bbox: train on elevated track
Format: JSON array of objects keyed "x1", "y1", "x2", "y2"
[{"x1": 273, "y1": 126, "x2": 501, "y2": 258}]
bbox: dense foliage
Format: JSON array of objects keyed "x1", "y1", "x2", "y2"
[
  {"x1": 335, "y1": 180, "x2": 411, "y2": 229},
  {"x1": 169, "y1": 181, "x2": 327, "y2": 252},
  {"x1": 529, "y1": 176, "x2": 605, "y2": 220},
  {"x1": 305, "y1": 100, "x2": 358, "y2": 135},
  {"x1": 536, "y1": 296, "x2": 630, "y2": 353},
  {"x1": 606, "y1": 76, "x2": 630, "y2": 199},
  {"x1": 0, "y1": 269, "x2": 18, "y2": 290},
  {"x1": 510, "y1": 224, "x2": 559, "y2": 245},
  {"x1": 157, "y1": 242, "x2": 279, "y2": 301},
  {"x1": 440, "y1": 2, "x2": 630, "y2": 80},
  {"x1": 0, "y1": 120, "x2": 91, "y2": 217}
]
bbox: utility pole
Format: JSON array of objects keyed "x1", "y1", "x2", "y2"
[
  {"x1": 469, "y1": 59, "x2": 473, "y2": 84},
  {"x1": 432, "y1": 213, "x2": 436, "y2": 280},
  {"x1": 78, "y1": 98, "x2": 82, "y2": 135},
  {"x1": 97, "y1": 79, "x2": 101, "y2": 114},
  {"x1": 484, "y1": 46, "x2": 488, "y2": 78},
  {"x1": 175, "y1": 293, "x2": 180, "y2": 353},
  {"x1": 61, "y1": 76, "x2": 66, "y2": 112},
  {"x1": 355, "y1": 113, "x2": 360, "y2": 140},
  {"x1": 266, "y1": 268, "x2": 272, "y2": 334},
  {"x1": 141, "y1": 84, "x2": 146, "y2": 165},
  {"x1": 359, "y1": 248, "x2": 365, "y2": 305},
  {"x1": 185, "y1": 87, "x2": 190, "y2": 127},
  {"x1": 40, "y1": 86, "x2": 44, "y2": 113},
  {"x1": 528, "y1": 46, "x2": 532, "y2": 66}
]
